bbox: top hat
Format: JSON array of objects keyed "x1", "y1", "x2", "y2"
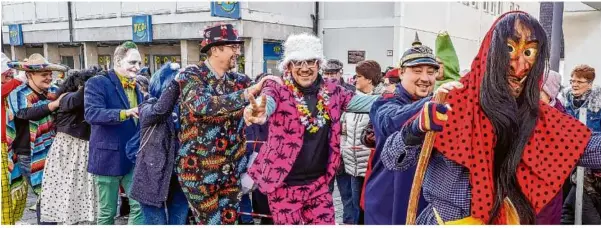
[
  {"x1": 200, "y1": 24, "x2": 244, "y2": 53},
  {"x1": 7, "y1": 53, "x2": 68, "y2": 72},
  {"x1": 399, "y1": 33, "x2": 439, "y2": 69}
]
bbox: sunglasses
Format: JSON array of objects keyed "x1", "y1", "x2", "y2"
[{"x1": 290, "y1": 59, "x2": 319, "y2": 69}]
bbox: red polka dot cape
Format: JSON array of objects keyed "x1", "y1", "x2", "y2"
[{"x1": 432, "y1": 11, "x2": 592, "y2": 223}]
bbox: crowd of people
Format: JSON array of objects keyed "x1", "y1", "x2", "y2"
[{"x1": 1, "y1": 11, "x2": 600, "y2": 225}]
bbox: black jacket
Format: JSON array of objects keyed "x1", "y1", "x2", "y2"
[{"x1": 55, "y1": 88, "x2": 91, "y2": 141}]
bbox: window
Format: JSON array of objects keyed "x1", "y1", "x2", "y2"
[
  {"x1": 510, "y1": 2, "x2": 515, "y2": 11},
  {"x1": 462, "y1": 1, "x2": 470, "y2": 6},
  {"x1": 491, "y1": 2, "x2": 497, "y2": 15},
  {"x1": 61, "y1": 56, "x2": 74, "y2": 69},
  {"x1": 98, "y1": 55, "x2": 112, "y2": 71},
  {"x1": 483, "y1": 2, "x2": 488, "y2": 12},
  {"x1": 471, "y1": 1, "x2": 478, "y2": 9},
  {"x1": 497, "y1": 2, "x2": 502, "y2": 14},
  {"x1": 152, "y1": 55, "x2": 181, "y2": 73},
  {"x1": 516, "y1": 4, "x2": 520, "y2": 11}
]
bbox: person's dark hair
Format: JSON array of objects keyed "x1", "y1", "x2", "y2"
[
  {"x1": 58, "y1": 65, "x2": 104, "y2": 95},
  {"x1": 480, "y1": 13, "x2": 549, "y2": 225},
  {"x1": 356, "y1": 60, "x2": 382, "y2": 86},
  {"x1": 571, "y1": 64, "x2": 595, "y2": 82}
]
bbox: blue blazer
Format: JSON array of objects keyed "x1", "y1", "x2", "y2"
[{"x1": 84, "y1": 70, "x2": 143, "y2": 176}]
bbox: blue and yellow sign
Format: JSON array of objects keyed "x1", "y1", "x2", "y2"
[
  {"x1": 132, "y1": 15, "x2": 152, "y2": 43},
  {"x1": 211, "y1": 2, "x2": 241, "y2": 19},
  {"x1": 9, "y1": 24, "x2": 23, "y2": 46},
  {"x1": 263, "y1": 42, "x2": 283, "y2": 58}
]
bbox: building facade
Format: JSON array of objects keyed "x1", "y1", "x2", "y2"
[
  {"x1": 5, "y1": 1, "x2": 570, "y2": 82},
  {"x1": 319, "y1": 1, "x2": 540, "y2": 77},
  {"x1": 2, "y1": 1, "x2": 314, "y2": 78},
  {"x1": 562, "y1": 2, "x2": 601, "y2": 87}
]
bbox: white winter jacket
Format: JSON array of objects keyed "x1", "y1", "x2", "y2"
[{"x1": 340, "y1": 83, "x2": 385, "y2": 177}]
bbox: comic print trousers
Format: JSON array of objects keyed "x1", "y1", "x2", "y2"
[
  {"x1": 267, "y1": 178, "x2": 336, "y2": 225},
  {"x1": 176, "y1": 169, "x2": 241, "y2": 225}
]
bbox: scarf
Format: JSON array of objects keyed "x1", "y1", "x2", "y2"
[{"x1": 431, "y1": 11, "x2": 592, "y2": 223}]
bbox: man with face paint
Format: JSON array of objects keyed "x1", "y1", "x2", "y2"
[
  {"x1": 243, "y1": 33, "x2": 379, "y2": 225},
  {"x1": 5, "y1": 54, "x2": 68, "y2": 224},
  {"x1": 84, "y1": 41, "x2": 144, "y2": 225},
  {"x1": 175, "y1": 24, "x2": 281, "y2": 225},
  {"x1": 379, "y1": 11, "x2": 601, "y2": 225}
]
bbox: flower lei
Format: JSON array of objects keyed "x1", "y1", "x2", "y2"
[{"x1": 283, "y1": 73, "x2": 331, "y2": 133}]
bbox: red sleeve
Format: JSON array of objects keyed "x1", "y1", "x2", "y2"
[{"x1": 2, "y1": 79, "x2": 22, "y2": 98}]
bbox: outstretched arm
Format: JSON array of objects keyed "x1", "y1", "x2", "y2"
[
  {"x1": 178, "y1": 71, "x2": 251, "y2": 117},
  {"x1": 345, "y1": 94, "x2": 380, "y2": 113},
  {"x1": 380, "y1": 125, "x2": 425, "y2": 171},
  {"x1": 578, "y1": 133, "x2": 601, "y2": 168},
  {"x1": 84, "y1": 77, "x2": 128, "y2": 125}
]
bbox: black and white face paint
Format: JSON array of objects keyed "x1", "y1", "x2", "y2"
[{"x1": 115, "y1": 49, "x2": 142, "y2": 78}]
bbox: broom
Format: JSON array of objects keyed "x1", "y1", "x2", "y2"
[{"x1": 405, "y1": 92, "x2": 448, "y2": 225}]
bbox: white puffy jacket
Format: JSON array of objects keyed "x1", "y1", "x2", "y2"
[{"x1": 341, "y1": 83, "x2": 385, "y2": 177}]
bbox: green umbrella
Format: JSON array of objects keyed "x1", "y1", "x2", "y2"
[{"x1": 435, "y1": 31, "x2": 461, "y2": 88}]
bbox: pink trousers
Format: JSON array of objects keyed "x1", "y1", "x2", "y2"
[{"x1": 266, "y1": 177, "x2": 335, "y2": 225}]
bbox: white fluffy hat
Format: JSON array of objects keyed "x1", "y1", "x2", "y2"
[
  {"x1": 278, "y1": 33, "x2": 325, "y2": 72},
  {"x1": 1, "y1": 52, "x2": 10, "y2": 74}
]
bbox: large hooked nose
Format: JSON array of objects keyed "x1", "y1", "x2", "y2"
[{"x1": 513, "y1": 55, "x2": 531, "y2": 78}]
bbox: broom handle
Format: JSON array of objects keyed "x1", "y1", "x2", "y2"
[{"x1": 406, "y1": 92, "x2": 447, "y2": 225}]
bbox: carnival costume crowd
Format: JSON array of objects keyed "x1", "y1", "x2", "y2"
[{"x1": 1, "y1": 11, "x2": 601, "y2": 225}]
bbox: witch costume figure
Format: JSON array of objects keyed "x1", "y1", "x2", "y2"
[
  {"x1": 243, "y1": 33, "x2": 379, "y2": 225},
  {"x1": 380, "y1": 11, "x2": 601, "y2": 225}
]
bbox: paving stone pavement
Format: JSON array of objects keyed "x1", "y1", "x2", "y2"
[{"x1": 17, "y1": 183, "x2": 344, "y2": 225}]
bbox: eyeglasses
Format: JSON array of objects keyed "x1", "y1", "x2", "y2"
[
  {"x1": 569, "y1": 80, "x2": 590, "y2": 85},
  {"x1": 224, "y1": 44, "x2": 241, "y2": 51},
  {"x1": 290, "y1": 59, "x2": 319, "y2": 69}
]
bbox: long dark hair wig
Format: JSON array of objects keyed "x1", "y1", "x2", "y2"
[{"x1": 479, "y1": 13, "x2": 549, "y2": 224}]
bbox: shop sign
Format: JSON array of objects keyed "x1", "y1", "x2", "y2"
[
  {"x1": 132, "y1": 15, "x2": 153, "y2": 43},
  {"x1": 9, "y1": 24, "x2": 23, "y2": 46},
  {"x1": 348, "y1": 50, "x2": 365, "y2": 64},
  {"x1": 263, "y1": 42, "x2": 283, "y2": 58},
  {"x1": 211, "y1": 1, "x2": 241, "y2": 19}
]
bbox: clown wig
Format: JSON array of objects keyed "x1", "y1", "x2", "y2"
[{"x1": 149, "y1": 62, "x2": 181, "y2": 98}]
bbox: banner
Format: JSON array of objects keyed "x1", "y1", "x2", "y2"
[
  {"x1": 132, "y1": 15, "x2": 153, "y2": 43},
  {"x1": 9, "y1": 24, "x2": 23, "y2": 46},
  {"x1": 211, "y1": 2, "x2": 241, "y2": 19}
]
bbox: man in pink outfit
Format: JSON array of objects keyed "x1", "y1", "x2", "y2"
[{"x1": 243, "y1": 33, "x2": 381, "y2": 224}]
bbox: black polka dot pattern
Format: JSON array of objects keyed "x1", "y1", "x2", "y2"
[
  {"x1": 39, "y1": 132, "x2": 96, "y2": 224},
  {"x1": 431, "y1": 18, "x2": 594, "y2": 223}
]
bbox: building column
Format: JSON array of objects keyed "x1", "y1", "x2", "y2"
[
  {"x1": 83, "y1": 42, "x2": 98, "y2": 68},
  {"x1": 43, "y1": 43, "x2": 60, "y2": 64},
  {"x1": 244, "y1": 37, "x2": 263, "y2": 79},
  {"x1": 392, "y1": 2, "x2": 405, "y2": 68},
  {"x1": 11, "y1": 45, "x2": 26, "y2": 61},
  {"x1": 180, "y1": 40, "x2": 200, "y2": 67}
]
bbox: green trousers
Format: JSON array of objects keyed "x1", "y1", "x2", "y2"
[{"x1": 94, "y1": 169, "x2": 143, "y2": 225}]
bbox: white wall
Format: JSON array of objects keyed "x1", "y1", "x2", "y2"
[
  {"x1": 563, "y1": 11, "x2": 601, "y2": 87},
  {"x1": 323, "y1": 27, "x2": 394, "y2": 74},
  {"x1": 242, "y1": 2, "x2": 314, "y2": 28},
  {"x1": 321, "y1": 2, "x2": 396, "y2": 75},
  {"x1": 320, "y1": 2, "x2": 541, "y2": 76}
]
